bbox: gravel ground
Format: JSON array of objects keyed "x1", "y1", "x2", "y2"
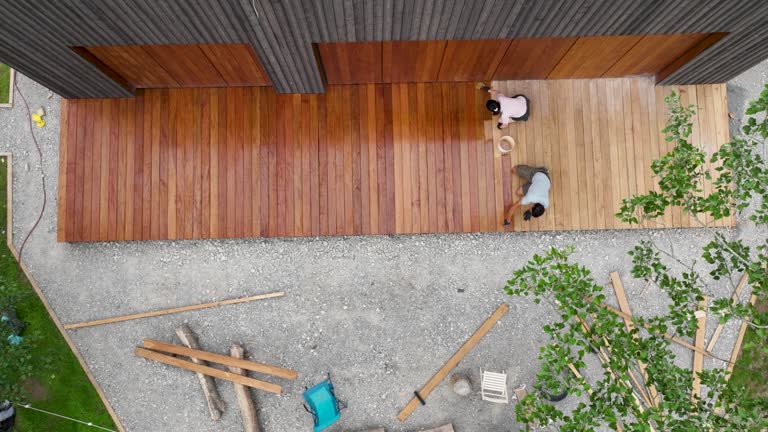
[{"x1": 0, "y1": 60, "x2": 766, "y2": 432}]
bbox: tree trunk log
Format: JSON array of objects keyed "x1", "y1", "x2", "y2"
[
  {"x1": 175, "y1": 324, "x2": 226, "y2": 420},
  {"x1": 229, "y1": 343, "x2": 262, "y2": 432}
]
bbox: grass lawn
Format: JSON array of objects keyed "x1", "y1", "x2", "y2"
[
  {"x1": 0, "y1": 64, "x2": 10, "y2": 104},
  {"x1": 730, "y1": 299, "x2": 768, "y2": 398},
  {"x1": 0, "y1": 157, "x2": 117, "y2": 431}
]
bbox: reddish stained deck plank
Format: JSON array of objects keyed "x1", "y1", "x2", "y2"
[{"x1": 58, "y1": 80, "x2": 732, "y2": 242}]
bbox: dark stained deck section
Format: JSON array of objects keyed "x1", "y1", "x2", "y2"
[{"x1": 56, "y1": 79, "x2": 732, "y2": 242}]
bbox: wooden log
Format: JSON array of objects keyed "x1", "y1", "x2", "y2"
[
  {"x1": 143, "y1": 339, "x2": 297, "y2": 380},
  {"x1": 707, "y1": 273, "x2": 748, "y2": 352},
  {"x1": 135, "y1": 347, "x2": 282, "y2": 394},
  {"x1": 229, "y1": 343, "x2": 261, "y2": 432},
  {"x1": 175, "y1": 325, "x2": 225, "y2": 420},
  {"x1": 726, "y1": 294, "x2": 757, "y2": 379},
  {"x1": 397, "y1": 303, "x2": 509, "y2": 422},
  {"x1": 65, "y1": 291, "x2": 285, "y2": 329},
  {"x1": 692, "y1": 299, "x2": 707, "y2": 399},
  {"x1": 610, "y1": 272, "x2": 659, "y2": 406}
]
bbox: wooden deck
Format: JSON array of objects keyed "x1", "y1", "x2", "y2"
[{"x1": 57, "y1": 78, "x2": 732, "y2": 242}]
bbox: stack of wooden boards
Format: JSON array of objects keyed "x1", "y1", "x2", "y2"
[{"x1": 136, "y1": 325, "x2": 297, "y2": 432}]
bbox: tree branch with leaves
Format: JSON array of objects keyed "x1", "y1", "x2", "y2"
[{"x1": 507, "y1": 85, "x2": 768, "y2": 431}]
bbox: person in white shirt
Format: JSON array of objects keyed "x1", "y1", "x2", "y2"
[
  {"x1": 479, "y1": 84, "x2": 530, "y2": 129},
  {"x1": 504, "y1": 165, "x2": 550, "y2": 227}
]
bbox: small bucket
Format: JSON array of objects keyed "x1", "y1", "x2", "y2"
[{"x1": 498, "y1": 136, "x2": 516, "y2": 154}]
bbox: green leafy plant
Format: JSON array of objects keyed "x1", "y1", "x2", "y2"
[
  {"x1": 506, "y1": 85, "x2": 768, "y2": 430},
  {"x1": 507, "y1": 247, "x2": 765, "y2": 431},
  {"x1": 618, "y1": 86, "x2": 768, "y2": 334}
]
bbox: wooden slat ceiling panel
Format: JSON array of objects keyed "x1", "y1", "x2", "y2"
[
  {"x1": 83, "y1": 44, "x2": 272, "y2": 88},
  {"x1": 85, "y1": 46, "x2": 179, "y2": 88},
  {"x1": 317, "y1": 41, "x2": 383, "y2": 84},
  {"x1": 437, "y1": 39, "x2": 512, "y2": 82},
  {"x1": 382, "y1": 41, "x2": 447, "y2": 83},
  {"x1": 603, "y1": 33, "x2": 710, "y2": 77},
  {"x1": 493, "y1": 37, "x2": 578, "y2": 80},
  {"x1": 198, "y1": 44, "x2": 271, "y2": 86},
  {"x1": 142, "y1": 44, "x2": 227, "y2": 87},
  {"x1": 547, "y1": 35, "x2": 644, "y2": 78}
]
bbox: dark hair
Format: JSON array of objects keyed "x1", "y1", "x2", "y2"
[
  {"x1": 486, "y1": 99, "x2": 501, "y2": 115},
  {"x1": 531, "y1": 203, "x2": 545, "y2": 218}
]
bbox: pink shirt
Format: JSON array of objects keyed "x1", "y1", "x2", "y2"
[{"x1": 498, "y1": 94, "x2": 527, "y2": 126}]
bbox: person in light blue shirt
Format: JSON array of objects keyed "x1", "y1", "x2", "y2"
[{"x1": 504, "y1": 165, "x2": 550, "y2": 227}]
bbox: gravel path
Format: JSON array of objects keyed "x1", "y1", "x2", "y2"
[{"x1": 0, "y1": 61, "x2": 765, "y2": 431}]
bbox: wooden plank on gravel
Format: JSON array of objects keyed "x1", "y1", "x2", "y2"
[
  {"x1": 65, "y1": 291, "x2": 284, "y2": 329},
  {"x1": 397, "y1": 303, "x2": 509, "y2": 421},
  {"x1": 726, "y1": 294, "x2": 757, "y2": 379},
  {"x1": 143, "y1": 339, "x2": 297, "y2": 380},
  {"x1": 692, "y1": 298, "x2": 707, "y2": 399},
  {"x1": 707, "y1": 273, "x2": 748, "y2": 352},
  {"x1": 135, "y1": 347, "x2": 282, "y2": 394}
]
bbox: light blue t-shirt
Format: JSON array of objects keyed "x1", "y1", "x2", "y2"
[{"x1": 521, "y1": 173, "x2": 550, "y2": 208}]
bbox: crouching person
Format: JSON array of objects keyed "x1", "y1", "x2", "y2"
[
  {"x1": 479, "y1": 84, "x2": 530, "y2": 129},
  {"x1": 504, "y1": 165, "x2": 550, "y2": 227}
]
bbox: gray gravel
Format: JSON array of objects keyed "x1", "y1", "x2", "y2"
[{"x1": 0, "y1": 60, "x2": 766, "y2": 432}]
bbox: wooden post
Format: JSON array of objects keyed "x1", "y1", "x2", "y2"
[
  {"x1": 229, "y1": 343, "x2": 262, "y2": 432},
  {"x1": 726, "y1": 294, "x2": 757, "y2": 379},
  {"x1": 397, "y1": 303, "x2": 509, "y2": 421},
  {"x1": 610, "y1": 272, "x2": 659, "y2": 406},
  {"x1": 706, "y1": 273, "x2": 748, "y2": 352},
  {"x1": 175, "y1": 325, "x2": 226, "y2": 420},
  {"x1": 692, "y1": 299, "x2": 707, "y2": 399}
]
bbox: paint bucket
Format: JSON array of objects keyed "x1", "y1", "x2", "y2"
[{"x1": 498, "y1": 136, "x2": 516, "y2": 154}]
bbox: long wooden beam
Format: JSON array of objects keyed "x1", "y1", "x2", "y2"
[
  {"x1": 397, "y1": 303, "x2": 509, "y2": 422},
  {"x1": 726, "y1": 294, "x2": 757, "y2": 379},
  {"x1": 609, "y1": 272, "x2": 659, "y2": 406},
  {"x1": 135, "y1": 347, "x2": 282, "y2": 394},
  {"x1": 692, "y1": 298, "x2": 707, "y2": 399},
  {"x1": 143, "y1": 339, "x2": 298, "y2": 380},
  {"x1": 599, "y1": 302, "x2": 719, "y2": 360},
  {"x1": 65, "y1": 291, "x2": 285, "y2": 329},
  {"x1": 707, "y1": 273, "x2": 748, "y2": 352}
]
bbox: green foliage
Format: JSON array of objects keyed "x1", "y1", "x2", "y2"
[
  {"x1": 618, "y1": 85, "x2": 768, "y2": 337},
  {"x1": 506, "y1": 86, "x2": 768, "y2": 430},
  {"x1": 506, "y1": 247, "x2": 768, "y2": 431},
  {"x1": 618, "y1": 87, "x2": 768, "y2": 226},
  {"x1": 0, "y1": 158, "x2": 116, "y2": 431}
]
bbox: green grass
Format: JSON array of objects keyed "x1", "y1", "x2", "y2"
[
  {"x1": 730, "y1": 300, "x2": 768, "y2": 398},
  {"x1": 0, "y1": 64, "x2": 10, "y2": 105},
  {"x1": 0, "y1": 157, "x2": 117, "y2": 431}
]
